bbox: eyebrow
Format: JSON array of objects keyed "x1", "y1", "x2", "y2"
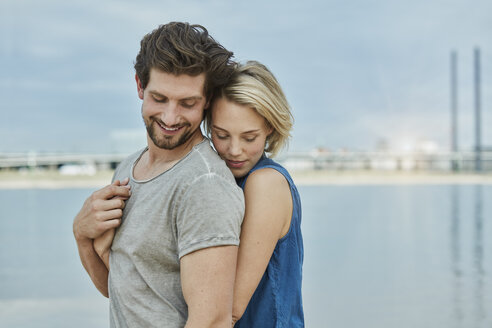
[
  {"x1": 148, "y1": 90, "x2": 203, "y2": 101},
  {"x1": 181, "y1": 96, "x2": 203, "y2": 101},
  {"x1": 212, "y1": 125, "x2": 261, "y2": 134}
]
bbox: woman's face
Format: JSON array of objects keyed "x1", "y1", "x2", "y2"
[{"x1": 211, "y1": 97, "x2": 272, "y2": 178}]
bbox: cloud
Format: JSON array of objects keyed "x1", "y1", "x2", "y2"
[{"x1": 1, "y1": 0, "x2": 491, "y2": 152}]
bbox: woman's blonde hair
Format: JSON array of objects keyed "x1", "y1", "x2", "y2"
[{"x1": 205, "y1": 61, "x2": 293, "y2": 157}]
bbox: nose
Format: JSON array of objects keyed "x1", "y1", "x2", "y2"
[
  {"x1": 160, "y1": 102, "x2": 180, "y2": 126},
  {"x1": 228, "y1": 139, "x2": 242, "y2": 157}
]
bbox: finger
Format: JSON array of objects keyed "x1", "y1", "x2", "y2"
[
  {"x1": 96, "y1": 208, "x2": 124, "y2": 222},
  {"x1": 112, "y1": 195, "x2": 130, "y2": 201},
  {"x1": 94, "y1": 184, "x2": 131, "y2": 200},
  {"x1": 114, "y1": 178, "x2": 130, "y2": 187},
  {"x1": 97, "y1": 198, "x2": 127, "y2": 211},
  {"x1": 100, "y1": 219, "x2": 121, "y2": 230}
]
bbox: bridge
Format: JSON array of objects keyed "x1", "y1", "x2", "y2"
[
  {"x1": 279, "y1": 150, "x2": 492, "y2": 172},
  {"x1": 1, "y1": 150, "x2": 492, "y2": 173},
  {"x1": 0, "y1": 152, "x2": 128, "y2": 170}
]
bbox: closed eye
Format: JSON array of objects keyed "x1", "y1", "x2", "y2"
[
  {"x1": 152, "y1": 96, "x2": 167, "y2": 103},
  {"x1": 212, "y1": 130, "x2": 229, "y2": 139},
  {"x1": 181, "y1": 101, "x2": 197, "y2": 108}
]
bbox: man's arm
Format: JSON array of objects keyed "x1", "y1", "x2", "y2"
[
  {"x1": 73, "y1": 179, "x2": 130, "y2": 297},
  {"x1": 181, "y1": 245, "x2": 238, "y2": 328}
]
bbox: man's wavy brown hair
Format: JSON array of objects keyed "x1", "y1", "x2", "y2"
[{"x1": 134, "y1": 22, "x2": 236, "y2": 102}]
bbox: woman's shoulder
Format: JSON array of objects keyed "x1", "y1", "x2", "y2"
[
  {"x1": 247, "y1": 166, "x2": 287, "y2": 186},
  {"x1": 243, "y1": 167, "x2": 293, "y2": 239},
  {"x1": 244, "y1": 167, "x2": 291, "y2": 201},
  {"x1": 250, "y1": 156, "x2": 293, "y2": 182}
]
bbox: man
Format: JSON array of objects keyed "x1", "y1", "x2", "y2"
[{"x1": 73, "y1": 22, "x2": 244, "y2": 327}]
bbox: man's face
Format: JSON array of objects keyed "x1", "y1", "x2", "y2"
[{"x1": 138, "y1": 68, "x2": 208, "y2": 150}]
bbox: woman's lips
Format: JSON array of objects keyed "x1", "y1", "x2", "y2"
[{"x1": 226, "y1": 160, "x2": 246, "y2": 169}]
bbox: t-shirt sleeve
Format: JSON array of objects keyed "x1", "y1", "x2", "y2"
[{"x1": 176, "y1": 173, "x2": 245, "y2": 258}]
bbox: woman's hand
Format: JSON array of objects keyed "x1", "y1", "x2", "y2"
[{"x1": 94, "y1": 228, "x2": 115, "y2": 269}]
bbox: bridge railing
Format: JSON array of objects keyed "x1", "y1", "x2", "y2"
[
  {"x1": 1, "y1": 150, "x2": 492, "y2": 172},
  {"x1": 277, "y1": 150, "x2": 492, "y2": 172}
]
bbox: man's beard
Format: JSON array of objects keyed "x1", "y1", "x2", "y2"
[{"x1": 145, "y1": 118, "x2": 195, "y2": 150}]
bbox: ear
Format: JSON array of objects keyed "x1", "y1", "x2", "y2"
[
  {"x1": 203, "y1": 99, "x2": 211, "y2": 110},
  {"x1": 135, "y1": 74, "x2": 144, "y2": 100}
]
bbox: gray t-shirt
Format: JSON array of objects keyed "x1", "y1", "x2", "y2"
[{"x1": 108, "y1": 139, "x2": 244, "y2": 327}]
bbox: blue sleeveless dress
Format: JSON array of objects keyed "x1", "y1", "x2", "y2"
[{"x1": 235, "y1": 156, "x2": 304, "y2": 328}]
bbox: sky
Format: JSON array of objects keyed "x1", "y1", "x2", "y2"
[{"x1": 1, "y1": 0, "x2": 491, "y2": 154}]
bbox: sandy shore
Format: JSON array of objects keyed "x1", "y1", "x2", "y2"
[
  {"x1": 290, "y1": 170, "x2": 492, "y2": 185},
  {"x1": 0, "y1": 171, "x2": 115, "y2": 189},
  {"x1": 1, "y1": 170, "x2": 492, "y2": 189}
]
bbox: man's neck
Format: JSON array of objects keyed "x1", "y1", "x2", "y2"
[
  {"x1": 134, "y1": 131, "x2": 204, "y2": 181},
  {"x1": 147, "y1": 131, "x2": 204, "y2": 163}
]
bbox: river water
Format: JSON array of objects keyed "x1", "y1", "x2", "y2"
[{"x1": 0, "y1": 184, "x2": 491, "y2": 327}]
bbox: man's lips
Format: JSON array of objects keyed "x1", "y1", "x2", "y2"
[{"x1": 157, "y1": 121, "x2": 184, "y2": 134}]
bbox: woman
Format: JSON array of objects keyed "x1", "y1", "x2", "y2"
[
  {"x1": 96, "y1": 61, "x2": 304, "y2": 327},
  {"x1": 206, "y1": 61, "x2": 304, "y2": 327}
]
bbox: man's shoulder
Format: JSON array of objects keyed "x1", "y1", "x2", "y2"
[
  {"x1": 182, "y1": 140, "x2": 233, "y2": 180},
  {"x1": 122, "y1": 148, "x2": 146, "y2": 165},
  {"x1": 113, "y1": 148, "x2": 146, "y2": 180}
]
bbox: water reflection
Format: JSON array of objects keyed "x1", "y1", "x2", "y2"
[
  {"x1": 450, "y1": 185, "x2": 462, "y2": 326},
  {"x1": 473, "y1": 185, "x2": 484, "y2": 327},
  {"x1": 450, "y1": 185, "x2": 487, "y2": 328}
]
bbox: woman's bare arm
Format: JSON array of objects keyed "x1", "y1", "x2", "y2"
[
  {"x1": 232, "y1": 168, "x2": 293, "y2": 325},
  {"x1": 94, "y1": 228, "x2": 115, "y2": 269}
]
